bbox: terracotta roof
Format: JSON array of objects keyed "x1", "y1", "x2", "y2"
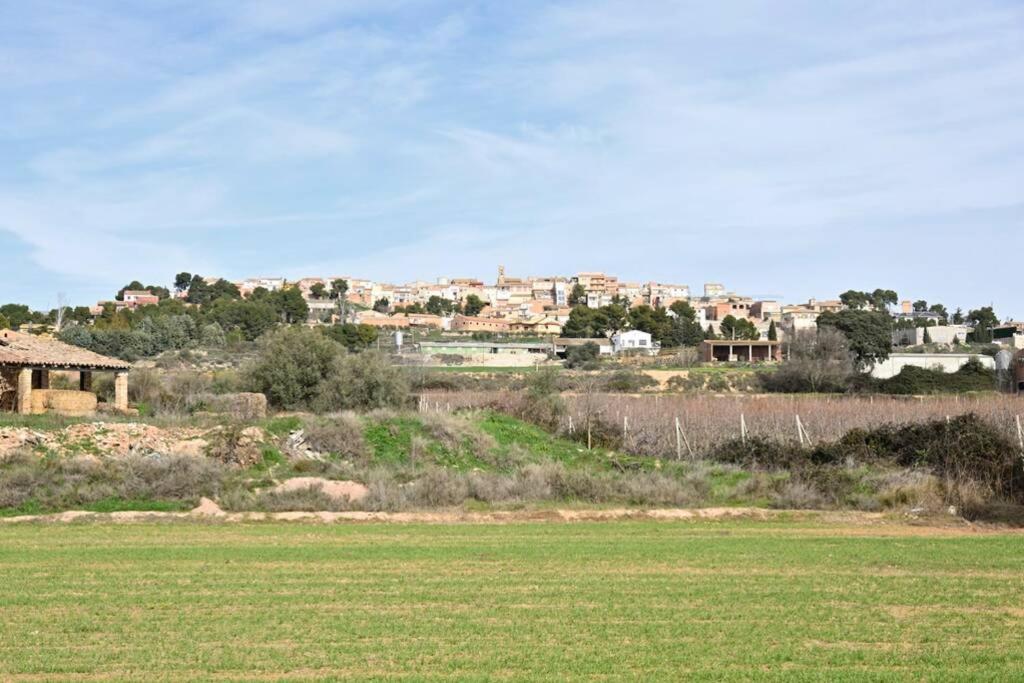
[{"x1": 0, "y1": 330, "x2": 130, "y2": 370}]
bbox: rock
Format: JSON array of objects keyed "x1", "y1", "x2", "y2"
[
  {"x1": 191, "y1": 497, "x2": 225, "y2": 516},
  {"x1": 201, "y1": 393, "x2": 268, "y2": 420}
]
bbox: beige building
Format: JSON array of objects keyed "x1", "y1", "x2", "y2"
[{"x1": 0, "y1": 331, "x2": 131, "y2": 415}]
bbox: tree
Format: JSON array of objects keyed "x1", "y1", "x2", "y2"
[
  {"x1": 563, "y1": 306, "x2": 600, "y2": 338},
  {"x1": 705, "y1": 324, "x2": 717, "y2": 340},
  {"x1": 329, "y1": 279, "x2": 348, "y2": 300},
  {"x1": 928, "y1": 303, "x2": 949, "y2": 324},
  {"x1": 913, "y1": 300, "x2": 928, "y2": 313},
  {"x1": 669, "y1": 300, "x2": 697, "y2": 321},
  {"x1": 628, "y1": 305, "x2": 672, "y2": 343},
  {"x1": 323, "y1": 323, "x2": 379, "y2": 351},
  {"x1": 205, "y1": 299, "x2": 278, "y2": 341},
  {"x1": 762, "y1": 328, "x2": 854, "y2": 393},
  {"x1": 313, "y1": 352, "x2": 409, "y2": 412},
  {"x1": 599, "y1": 303, "x2": 629, "y2": 335},
  {"x1": 839, "y1": 290, "x2": 870, "y2": 310},
  {"x1": 564, "y1": 342, "x2": 601, "y2": 369},
  {"x1": 719, "y1": 315, "x2": 759, "y2": 340},
  {"x1": 966, "y1": 306, "x2": 999, "y2": 343},
  {"x1": 870, "y1": 289, "x2": 898, "y2": 311},
  {"x1": 373, "y1": 298, "x2": 390, "y2": 313},
  {"x1": 951, "y1": 308, "x2": 965, "y2": 325},
  {"x1": 923, "y1": 327, "x2": 932, "y2": 344},
  {"x1": 0, "y1": 313, "x2": 8, "y2": 330},
  {"x1": 309, "y1": 283, "x2": 327, "y2": 300},
  {"x1": 174, "y1": 272, "x2": 192, "y2": 293},
  {"x1": 767, "y1": 320, "x2": 778, "y2": 341},
  {"x1": 268, "y1": 287, "x2": 309, "y2": 324},
  {"x1": 462, "y1": 294, "x2": 485, "y2": 317},
  {"x1": 816, "y1": 309, "x2": 892, "y2": 369},
  {"x1": 0, "y1": 304, "x2": 32, "y2": 329},
  {"x1": 568, "y1": 284, "x2": 587, "y2": 307},
  {"x1": 115, "y1": 281, "x2": 145, "y2": 301},
  {"x1": 243, "y1": 327, "x2": 345, "y2": 409},
  {"x1": 426, "y1": 296, "x2": 456, "y2": 316}
]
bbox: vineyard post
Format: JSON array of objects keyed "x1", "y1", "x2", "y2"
[{"x1": 675, "y1": 417, "x2": 682, "y2": 460}]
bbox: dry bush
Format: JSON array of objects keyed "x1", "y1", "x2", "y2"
[
  {"x1": 0, "y1": 453, "x2": 226, "y2": 510},
  {"x1": 303, "y1": 413, "x2": 368, "y2": 460},
  {"x1": 428, "y1": 391, "x2": 1023, "y2": 461},
  {"x1": 254, "y1": 484, "x2": 356, "y2": 512},
  {"x1": 419, "y1": 412, "x2": 496, "y2": 459},
  {"x1": 771, "y1": 480, "x2": 826, "y2": 509}
]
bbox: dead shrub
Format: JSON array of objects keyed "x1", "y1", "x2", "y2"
[
  {"x1": 303, "y1": 414, "x2": 368, "y2": 460},
  {"x1": 419, "y1": 412, "x2": 496, "y2": 459},
  {"x1": 254, "y1": 484, "x2": 356, "y2": 512},
  {"x1": 771, "y1": 480, "x2": 826, "y2": 509},
  {"x1": 409, "y1": 468, "x2": 470, "y2": 507}
]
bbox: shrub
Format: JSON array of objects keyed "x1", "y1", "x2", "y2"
[
  {"x1": 602, "y1": 368, "x2": 657, "y2": 393},
  {"x1": 873, "y1": 359, "x2": 996, "y2": 395},
  {"x1": 313, "y1": 352, "x2": 410, "y2": 412},
  {"x1": 0, "y1": 453, "x2": 226, "y2": 511},
  {"x1": 303, "y1": 414, "x2": 369, "y2": 460},
  {"x1": 517, "y1": 367, "x2": 566, "y2": 430},
  {"x1": 564, "y1": 343, "x2": 601, "y2": 369},
  {"x1": 243, "y1": 327, "x2": 344, "y2": 409}
]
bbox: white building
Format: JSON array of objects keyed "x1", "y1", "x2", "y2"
[{"x1": 611, "y1": 330, "x2": 657, "y2": 355}]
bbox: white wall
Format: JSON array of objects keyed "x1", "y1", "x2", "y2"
[{"x1": 869, "y1": 353, "x2": 995, "y2": 379}]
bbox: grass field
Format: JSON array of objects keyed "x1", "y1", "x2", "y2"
[{"x1": 1, "y1": 520, "x2": 1022, "y2": 680}]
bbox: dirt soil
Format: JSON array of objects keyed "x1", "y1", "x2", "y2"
[
  {"x1": 2, "y1": 506, "x2": 1020, "y2": 534},
  {"x1": 0, "y1": 422, "x2": 265, "y2": 461}
]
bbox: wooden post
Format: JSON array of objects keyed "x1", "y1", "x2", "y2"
[
  {"x1": 675, "y1": 417, "x2": 682, "y2": 460},
  {"x1": 568, "y1": 415, "x2": 574, "y2": 434},
  {"x1": 623, "y1": 415, "x2": 629, "y2": 443},
  {"x1": 740, "y1": 413, "x2": 747, "y2": 445},
  {"x1": 587, "y1": 423, "x2": 592, "y2": 451},
  {"x1": 795, "y1": 414, "x2": 805, "y2": 447},
  {"x1": 1016, "y1": 415, "x2": 1024, "y2": 452}
]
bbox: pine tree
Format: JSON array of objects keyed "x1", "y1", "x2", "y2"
[
  {"x1": 922, "y1": 326, "x2": 932, "y2": 344},
  {"x1": 767, "y1": 320, "x2": 777, "y2": 341}
]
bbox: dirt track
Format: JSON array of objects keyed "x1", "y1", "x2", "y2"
[{"x1": 2, "y1": 504, "x2": 1018, "y2": 534}]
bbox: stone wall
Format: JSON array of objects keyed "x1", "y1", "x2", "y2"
[{"x1": 29, "y1": 390, "x2": 98, "y2": 417}]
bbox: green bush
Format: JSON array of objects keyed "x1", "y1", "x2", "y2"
[{"x1": 873, "y1": 359, "x2": 995, "y2": 394}]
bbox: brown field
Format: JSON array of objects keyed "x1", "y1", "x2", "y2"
[{"x1": 424, "y1": 391, "x2": 1024, "y2": 458}]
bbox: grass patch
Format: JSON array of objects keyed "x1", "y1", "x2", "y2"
[{"x1": 0, "y1": 521, "x2": 1021, "y2": 679}]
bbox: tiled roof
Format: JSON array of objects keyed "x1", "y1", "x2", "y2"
[{"x1": 0, "y1": 330, "x2": 130, "y2": 370}]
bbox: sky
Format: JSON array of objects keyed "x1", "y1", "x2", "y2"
[{"x1": 1, "y1": 1, "x2": 1022, "y2": 317}]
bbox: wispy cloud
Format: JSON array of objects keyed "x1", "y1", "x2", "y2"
[{"x1": 0, "y1": 1, "x2": 1021, "y2": 316}]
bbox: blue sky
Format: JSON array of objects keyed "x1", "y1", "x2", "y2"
[{"x1": 1, "y1": 1, "x2": 1021, "y2": 317}]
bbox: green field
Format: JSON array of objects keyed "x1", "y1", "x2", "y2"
[{"x1": 0, "y1": 520, "x2": 1022, "y2": 680}]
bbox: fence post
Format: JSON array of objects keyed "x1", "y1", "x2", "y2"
[
  {"x1": 675, "y1": 416, "x2": 682, "y2": 460},
  {"x1": 741, "y1": 413, "x2": 747, "y2": 445},
  {"x1": 623, "y1": 415, "x2": 629, "y2": 443},
  {"x1": 1016, "y1": 415, "x2": 1024, "y2": 453},
  {"x1": 568, "y1": 415, "x2": 574, "y2": 434},
  {"x1": 796, "y1": 414, "x2": 805, "y2": 447}
]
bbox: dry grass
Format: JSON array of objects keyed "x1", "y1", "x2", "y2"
[{"x1": 424, "y1": 391, "x2": 1024, "y2": 459}]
